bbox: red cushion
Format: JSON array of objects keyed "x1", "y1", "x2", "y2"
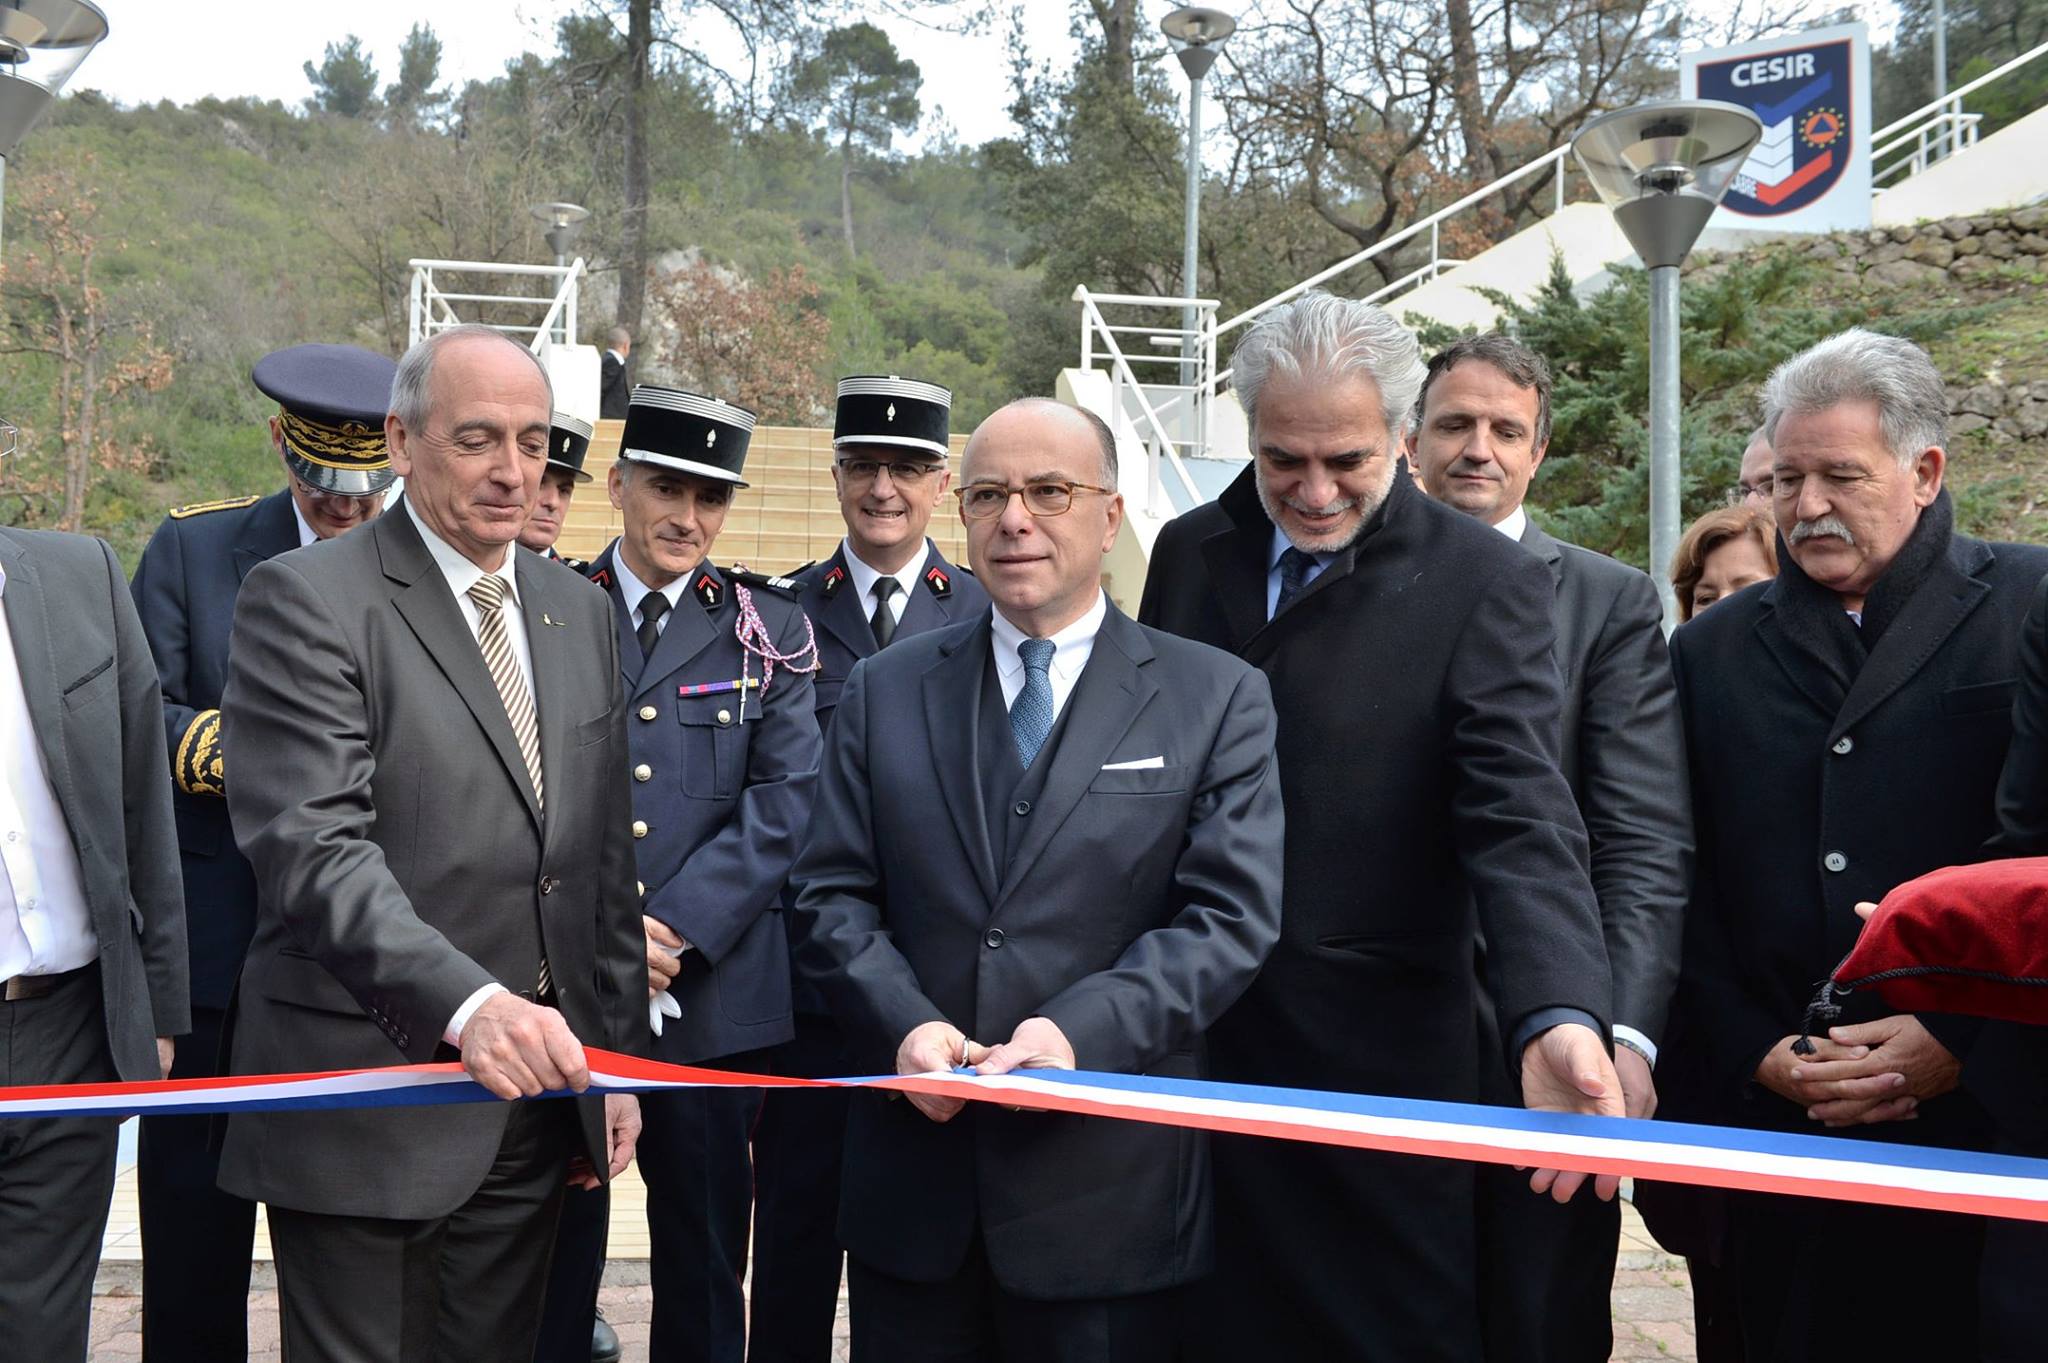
[{"x1": 1830, "y1": 857, "x2": 2048, "y2": 1025}]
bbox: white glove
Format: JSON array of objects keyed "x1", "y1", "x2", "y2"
[{"x1": 648, "y1": 939, "x2": 686, "y2": 1037}]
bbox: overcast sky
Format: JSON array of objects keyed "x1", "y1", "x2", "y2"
[{"x1": 76, "y1": 1, "x2": 1895, "y2": 150}]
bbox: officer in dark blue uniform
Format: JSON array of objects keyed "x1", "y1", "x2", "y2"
[
  {"x1": 128, "y1": 342, "x2": 397, "y2": 1363},
  {"x1": 748, "y1": 375, "x2": 988, "y2": 1363},
  {"x1": 521, "y1": 410, "x2": 597, "y2": 573},
  {"x1": 543, "y1": 386, "x2": 821, "y2": 1363}
]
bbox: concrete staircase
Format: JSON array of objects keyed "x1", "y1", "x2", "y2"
[{"x1": 555, "y1": 420, "x2": 974, "y2": 577}]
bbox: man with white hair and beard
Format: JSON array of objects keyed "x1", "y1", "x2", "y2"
[
  {"x1": 1138, "y1": 290, "x2": 1619, "y2": 1360},
  {"x1": 1660, "y1": 328, "x2": 2048, "y2": 1361}
]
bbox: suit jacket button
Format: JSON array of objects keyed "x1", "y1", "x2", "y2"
[
  {"x1": 1013, "y1": 800, "x2": 1031, "y2": 816},
  {"x1": 634, "y1": 764, "x2": 652, "y2": 782},
  {"x1": 1823, "y1": 851, "x2": 1848, "y2": 873},
  {"x1": 540, "y1": 876, "x2": 557, "y2": 895},
  {"x1": 639, "y1": 705, "x2": 658, "y2": 722},
  {"x1": 984, "y1": 928, "x2": 1005, "y2": 949},
  {"x1": 1832, "y1": 735, "x2": 1854, "y2": 755}
]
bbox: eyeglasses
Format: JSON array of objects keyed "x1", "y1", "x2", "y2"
[
  {"x1": 837, "y1": 458, "x2": 940, "y2": 486},
  {"x1": 956, "y1": 480, "x2": 1116, "y2": 520},
  {"x1": 1728, "y1": 477, "x2": 1773, "y2": 506}
]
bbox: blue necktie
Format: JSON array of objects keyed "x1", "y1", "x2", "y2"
[
  {"x1": 1274, "y1": 547, "x2": 1318, "y2": 617},
  {"x1": 1010, "y1": 638, "x2": 1056, "y2": 768}
]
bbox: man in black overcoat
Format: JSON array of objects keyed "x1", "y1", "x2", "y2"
[
  {"x1": 1664, "y1": 328, "x2": 2048, "y2": 1361},
  {"x1": 1409, "y1": 334, "x2": 1690, "y2": 1363},
  {"x1": 1138, "y1": 290, "x2": 1619, "y2": 1361}
]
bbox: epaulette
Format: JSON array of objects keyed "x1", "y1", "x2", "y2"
[
  {"x1": 729, "y1": 567, "x2": 804, "y2": 599},
  {"x1": 168, "y1": 494, "x2": 260, "y2": 520},
  {"x1": 792, "y1": 559, "x2": 818, "y2": 576}
]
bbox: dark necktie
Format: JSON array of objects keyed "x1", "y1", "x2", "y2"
[
  {"x1": 1010, "y1": 638, "x2": 1056, "y2": 768},
  {"x1": 637, "y1": 592, "x2": 671, "y2": 659},
  {"x1": 1274, "y1": 547, "x2": 1318, "y2": 617},
  {"x1": 870, "y1": 577, "x2": 900, "y2": 649}
]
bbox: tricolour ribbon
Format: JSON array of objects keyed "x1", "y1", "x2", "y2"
[{"x1": 7, "y1": 1049, "x2": 2048, "y2": 1223}]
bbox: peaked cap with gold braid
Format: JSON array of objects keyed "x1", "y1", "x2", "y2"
[{"x1": 253, "y1": 343, "x2": 399, "y2": 496}]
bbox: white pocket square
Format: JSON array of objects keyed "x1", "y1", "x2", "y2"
[{"x1": 1102, "y1": 755, "x2": 1166, "y2": 770}]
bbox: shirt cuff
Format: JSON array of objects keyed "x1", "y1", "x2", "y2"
[
  {"x1": 1611, "y1": 1025, "x2": 1659, "y2": 1068},
  {"x1": 1507, "y1": 1006, "x2": 1604, "y2": 1069},
  {"x1": 445, "y1": 982, "x2": 508, "y2": 1047}
]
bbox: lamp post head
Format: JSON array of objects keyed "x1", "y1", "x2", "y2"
[
  {"x1": 1162, "y1": 7, "x2": 1235, "y2": 81},
  {"x1": 530, "y1": 200, "x2": 591, "y2": 262},
  {"x1": 1571, "y1": 99, "x2": 1762, "y2": 269},
  {"x1": 0, "y1": 0, "x2": 108, "y2": 160}
]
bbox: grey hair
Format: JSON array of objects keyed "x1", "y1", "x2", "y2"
[
  {"x1": 1231, "y1": 289, "x2": 1427, "y2": 441},
  {"x1": 1760, "y1": 328, "x2": 1947, "y2": 468},
  {"x1": 390, "y1": 324, "x2": 553, "y2": 431}
]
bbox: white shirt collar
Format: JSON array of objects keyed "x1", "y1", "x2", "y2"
[
  {"x1": 841, "y1": 538, "x2": 929, "y2": 611},
  {"x1": 405, "y1": 497, "x2": 519, "y2": 607},
  {"x1": 611, "y1": 544, "x2": 687, "y2": 624},
  {"x1": 291, "y1": 500, "x2": 320, "y2": 548},
  {"x1": 1493, "y1": 505, "x2": 1529, "y2": 542},
  {"x1": 990, "y1": 589, "x2": 1108, "y2": 686}
]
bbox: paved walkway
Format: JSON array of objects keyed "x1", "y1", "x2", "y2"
[{"x1": 88, "y1": 1180, "x2": 1691, "y2": 1361}]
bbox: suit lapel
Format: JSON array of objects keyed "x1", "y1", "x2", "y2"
[
  {"x1": 1200, "y1": 520, "x2": 1272, "y2": 652},
  {"x1": 235, "y1": 491, "x2": 301, "y2": 582},
  {"x1": 924, "y1": 615, "x2": 1000, "y2": 905},
  {"x1": 994, "y1": 607, "x2": 1157, "y2": 910},
  {"x1": 816, "y1": 548, "x2": 879, "y2": 664},
  {"x1": 380, "y1": 512, "x2": 541, "y2": 832},
  {"x1": 1752, "y1": 588, "x2": 1850, "y2": 722},
  {"x1": 895, "y1": 546, "x2": 956, "y2": 636},
  {"x1": 589, "y1": 545, "x2": 646, "y2": 695},
  {"x1": 518, "y1": 556, "x2": 576, "y2": 851},
  {"x1": 0, "y1": 537, "x2": 78, "y2": 830},
  {"x1": 1520, "y1": 521, "x2": 1566, "y2": 590},
  {"x1": 635, "y1": 569, "x2": 721, "y2": 701},
  {"x1": 1831, "y1": 542, "x2": 1991, "y2": 741}
]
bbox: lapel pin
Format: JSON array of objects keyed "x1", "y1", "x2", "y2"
[{"x1": 542, "y1": 612, "x2": 566, "y2": 627}]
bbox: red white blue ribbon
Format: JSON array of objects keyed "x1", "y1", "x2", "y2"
[{"x1": 7, "y1": 1049, "x2": 2048, "y2": 1223}]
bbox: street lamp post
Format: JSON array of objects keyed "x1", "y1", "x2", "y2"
[
  {"x1": 1573, "y1": 100, "x2": 1761, "y2": 632},
  {"x1": 1933, "y1": 0, "x2": 1951, "y2": 160},
  {"x1": 528, "y1": 200, "x2": 590, "y2": 345},
  {"x1": 0, "y1": 0, "x2": 110, "y2": 258},
  {"x1": 1160, "y1": 8, "x2": 1234, "y2": 395}
]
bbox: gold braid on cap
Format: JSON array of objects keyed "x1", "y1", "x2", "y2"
[
  {"x1": 175, "y1": 709, "x2": 225, "y2": 797},
  {"x1": 278, "y1": 410, "x2": 390, "y2": 471}
]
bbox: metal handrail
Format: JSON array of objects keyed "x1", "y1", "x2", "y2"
[
  {"x1": 408, "y1": 258, "x2": 585, "y2": 353},
  {"x1": 1210, "y1": 145, "x2": 1572, "y2": 340},
  {"x1": 1872, "y1": 38, "x2": 2048, "y2": 142},
  {"x1": 1074, "y1": 288, "x2": 1208, "y2": 514}
]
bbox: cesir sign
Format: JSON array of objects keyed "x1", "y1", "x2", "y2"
[{"x1": 1681, "y1": 22, "x2": 1872, "y2": 233}]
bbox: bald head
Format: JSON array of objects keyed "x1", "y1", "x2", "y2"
[{"x1": 965, "y1": 398, "x2": 1118, "y2": 487}]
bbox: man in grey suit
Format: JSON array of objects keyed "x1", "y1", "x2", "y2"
[
  {"x1": 1408, "y1": 334, "x2": 1690, "y2": 1362},
  {"x1": 220, "y1": 324, "x2": 645, "y2": 1363},
  {"x1": 792, "y1": 398, "x2": 1285, "y2": 1362},
  {"x1": 0, "y1": 524, "x2": 187, "y2": 1359}
]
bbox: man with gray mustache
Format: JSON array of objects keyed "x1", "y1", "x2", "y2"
[{"x1": 1661, "y1": 328, "x2": 2048, "y2": 1360}]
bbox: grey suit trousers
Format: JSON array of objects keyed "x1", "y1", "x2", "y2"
[{"x1": 0, "y1": 965, "x2": 121, "y2": 1362}]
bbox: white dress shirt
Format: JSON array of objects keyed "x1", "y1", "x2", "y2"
[
  {"x1": 989, "y1": 590, "x2": 1108, "y2": 726},
  {"x1": 1266, "y1": 527, "x2": 1336, "y2": 620},
  {"x1": 842, "y1": 539, "x2": 929, "y2": 631},
  {"x1": 404, "y1": 502, "x2": 537, "y2": 1043},
  {"x1": 291, "y1": 501, "x2": 320, "y2": 548},
  {"x1": 613, "y1": 547, "x2": 689, "y2": 641},
  {"x1": 1489, "y1": 503, "x2": 1660, "y2": 1065},
  {"x1": 0, "y1": 563, "x2": 98, "y2": 980}
]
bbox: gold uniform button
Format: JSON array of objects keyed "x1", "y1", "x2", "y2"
[
  {"x1": 634, "y1": 764, "x2": 652, "y2": 782},
  {"x1": 717, "y1": 708, "x2": 732, "y2": 725},
  {"x1": 632, "y1": 820, "x2": 648, "y2": 839},
  {"x1": 639, "y1": 705, "x2": 657, "y2": 722}
]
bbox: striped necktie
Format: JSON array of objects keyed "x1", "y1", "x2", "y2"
[{"x1": 467, "y1": 574, "x2": 545, "y2": 812}]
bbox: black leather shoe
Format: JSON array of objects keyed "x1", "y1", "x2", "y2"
[{"x1": 592, "y1": 1311, "x2": 622, "y2": 1363}]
